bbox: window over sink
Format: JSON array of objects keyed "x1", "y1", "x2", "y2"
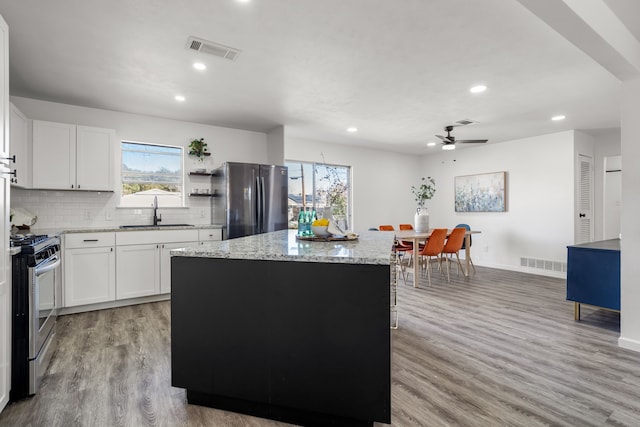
[{"x1": 120, "y1": 141, "x2": 184, "y2": 207}]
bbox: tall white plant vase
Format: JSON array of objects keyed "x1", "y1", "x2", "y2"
[{"x1": 414, "y1": 207, "x2": 429, "y2": 232}]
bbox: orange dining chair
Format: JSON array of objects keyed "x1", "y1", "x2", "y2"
[
  {"x1": 441, "y1": 228, "x2": 467, "y2": 281},
  {"x1": 379, "y1": 225, "x2": 395, "y2": 231},
  {"x1": 398, "y1": 223, "x2": 426, "y2": 250},
  {"x1": 397, "y1": 223, "x2": 416, "y2": 249},
  {"x1": 409, "y1": 228, "x2": 447, "y2": 286}
]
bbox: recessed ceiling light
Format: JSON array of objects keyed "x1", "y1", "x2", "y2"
[
  {"x1": 470, "y1": 85, "x2": 487, "y2": 93},
  {"x1": 347, "y1": 127, "x2": 358, "y2": 133},
  {"x1": 551, "y1": 115, "x2": 566, "y2": 121},
  {"x1": 175, "y1": 95, "x2": 186, "y2": 102},
  {"x1": 426, "y1": 142, "x2": 437, "y2": 147},
  {"x1": 442, "y1": 144, "x2": 456, "y2": 151},
  {"x1": 193, "y1": 62, "x2": 206, "y2": 71}
]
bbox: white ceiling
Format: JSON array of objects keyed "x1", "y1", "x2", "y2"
[{"x1": 0, "y1": 0, "x2": 630, "y2": 154}]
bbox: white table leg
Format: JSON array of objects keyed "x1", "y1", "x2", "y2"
[{"x1": 413, "y1": 237, "x2": 419, "y2": 287}]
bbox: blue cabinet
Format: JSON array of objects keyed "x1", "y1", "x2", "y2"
[{"x1": 566, "y1": 239, "x2": 620, "y2": 320}]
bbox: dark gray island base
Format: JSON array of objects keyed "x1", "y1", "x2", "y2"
[{"x1": 171, "y1": 231, "x2": 393, "y2": 426}]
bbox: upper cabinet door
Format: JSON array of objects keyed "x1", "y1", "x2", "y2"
[
  {"x1": 9, "y1": 103, "x2": 30, "y2": 188},
  {"x1": 32, "y1": 120, "x2": 76, "y2": 190},
  {"x1": 76, "y1": 125, "x2": 114, "y2": 191}
]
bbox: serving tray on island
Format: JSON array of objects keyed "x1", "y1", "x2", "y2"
[{"x1": 296, "y1": 234, "x2": 359, "y2": 242}]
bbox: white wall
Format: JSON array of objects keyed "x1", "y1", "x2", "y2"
[
  {"x1": 10, "y1": 96, "x2": 269, "y2": 230},
  {"x1": 421, "y1": 131, "x2": 576, "y2": 276},
  {"x1": 285, "y1": 136, "x2": 421, "y2": 231},
  {"x1": 619, "y1": 77, "x2": 640, "y2": 352}
]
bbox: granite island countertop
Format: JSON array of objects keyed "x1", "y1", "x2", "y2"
[{"x1": 171, "y1": 229, "x2": 395, "y2": 265}]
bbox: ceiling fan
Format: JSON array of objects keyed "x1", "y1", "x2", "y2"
[{"x1": 435, "y1": 125, "x2": 488, "y2": 150}]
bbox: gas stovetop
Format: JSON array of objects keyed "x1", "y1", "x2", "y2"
[{"x1": 10, "y1": 234, "x2": 50, "y2": 248}]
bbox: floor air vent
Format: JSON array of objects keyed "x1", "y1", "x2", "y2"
[
  {"x1": 185, "y1": 36, "x2": 241, "y2": 61},
  {"x1": 520, "y1": 257, "x2": 566, "y2": 273}
]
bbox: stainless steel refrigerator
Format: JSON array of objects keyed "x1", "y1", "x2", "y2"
[{"x1": 212, "y1": 162, "x2": 288, "y2": 239}]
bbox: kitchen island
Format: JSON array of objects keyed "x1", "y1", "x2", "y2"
[{"x1": 170, "y1": 230, "x2": 395, "y2": 427}]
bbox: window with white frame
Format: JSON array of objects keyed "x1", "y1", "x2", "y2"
[
  {"x1": 120, "y1": 141, "x2": 184, "y2": 207},
  {"x1": 286, "y1": 160, "x2": 351, "y2": 230}
]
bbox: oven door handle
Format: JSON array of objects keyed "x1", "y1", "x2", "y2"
[{"x1": 35, "y1": 256, "x2": 61, "y2": 276}]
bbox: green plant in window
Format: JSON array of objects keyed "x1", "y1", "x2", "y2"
[{"x1": 188, "y1": 138, "x2": 209, "y2": 161}]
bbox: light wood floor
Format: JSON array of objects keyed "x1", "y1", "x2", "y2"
[{"x1": 1, "y1": 266, "x2": 640, "y2": 426}]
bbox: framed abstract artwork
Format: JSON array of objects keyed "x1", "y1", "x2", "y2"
[{"x1": 454, "y1": 171, "x2": 507, "y2": 212}]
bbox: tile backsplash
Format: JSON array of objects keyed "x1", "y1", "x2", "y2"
[{"x1": 11, "y1": 188, "x2": 213, "y2": 231}]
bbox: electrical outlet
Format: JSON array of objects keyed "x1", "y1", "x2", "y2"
[
  {"x1": 84, "y1": 210, "x2": 91, "y2": 220},
  {"x1": 200, "y1": 209, "x2": 205, "y2": 218},
  {"x1": 134, "y1": 209, "x2": 142, "y2": 215},
  {"x1": 483, "y1": 245, "x2": 489, "y2": 253},
  {"x1": 105, "y1": 211, "x2": 113, "y2": 221}
]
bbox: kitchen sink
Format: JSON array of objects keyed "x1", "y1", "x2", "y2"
[{"x1": 119, "y1": 224, "x2": 194, "y2": 229}]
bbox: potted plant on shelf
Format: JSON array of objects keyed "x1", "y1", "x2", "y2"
[
  {"x1": 188, "y1": 138, "x2": 210, "y2": 162},
  {"x1": 411, "y1": 176, "x2": 436, "y2": 232}
]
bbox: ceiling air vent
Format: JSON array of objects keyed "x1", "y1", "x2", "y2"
[{"x1": 185, "y1": 36, "x2": 241, "y2": 61}]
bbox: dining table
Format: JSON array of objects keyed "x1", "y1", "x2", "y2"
[{"x1": 393, "y1": 228, "x2": 481, "y2": 287}]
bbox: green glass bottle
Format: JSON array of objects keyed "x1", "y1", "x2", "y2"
[{"x1": 297, "y1": 208, "x2": 306, "y2": 236}]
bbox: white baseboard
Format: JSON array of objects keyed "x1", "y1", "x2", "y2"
[
  {"x1": 474, "y1": 261, "x2": 566, "y2": 279},
  {"x1": 618, "y1": 336, "x2": 640, "y2": 353}
]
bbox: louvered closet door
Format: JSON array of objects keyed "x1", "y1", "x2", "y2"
[{"x1": 576, "y1": 154, "x2": 594, "y2": 244}]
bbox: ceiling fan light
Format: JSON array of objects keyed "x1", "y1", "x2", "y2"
[
  {"x1": 426, "y1": 142, "x2": 436, "y2": 147},
  {"x1": 442, "y1": 144, "x2": 455, "y2": 151},
  {"x1": 470, "y1": 85, "x2": 487, "y2": 93}
]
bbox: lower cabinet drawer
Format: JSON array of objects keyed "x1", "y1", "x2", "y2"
[
  {"x1": 198, "y1": 229, "x2": 222, "y2": 242},
  {"x1": 65, "y1": 232, "x2": 116, "y2": 249}
]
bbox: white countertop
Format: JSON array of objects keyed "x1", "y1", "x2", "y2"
[{"x1": 171, "y1": 229, "x2": 395, "y2": 265}]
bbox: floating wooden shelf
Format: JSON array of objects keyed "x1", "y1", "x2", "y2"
[
  {"x1": 189, "y1": 171, "x2": 213, "y2": 176},
  {"x1": 188, "y1": 193, "x2": 213, "y2": 197}
]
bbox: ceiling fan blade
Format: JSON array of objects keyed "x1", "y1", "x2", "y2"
[
  {"x1": 435, "y1": 134, "x2": 453, "y2": 142},
  {"x1": 458, "y1": 139, "x2": 488, "y2": 144}
]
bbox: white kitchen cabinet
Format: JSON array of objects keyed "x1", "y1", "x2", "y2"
[
  {"x1": 64, "y1": 232, "x2": 116, "y2": 307},
  {"x1": 32, "y1": 120, "x2": 114, "y2": 191},
  {"x1": 76, "y1": 125, "x2": 114, "y2": 191},
  {"x1": 9, "y1": 103, "x2": 30, "y2": 188},
  {"x1": 198, "y1": 228, "x2": 222, "y2": 244},
  {"x1": 115, "y1": 229, "x2": 199, "y2": 299},
  {"x1": 32, "y1": 120, "x2": 75, "y2": 189},
  {"x1": 116, "y1": 243, "x2": 160, "y2": 299}
]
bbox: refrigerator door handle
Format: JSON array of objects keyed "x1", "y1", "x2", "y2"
[
  {"x1": 255, "y1": 176, "x2": 261, "y2": 233},
  {"x1": 260, "y1": 176, "x2": 266, "y2": 233}
]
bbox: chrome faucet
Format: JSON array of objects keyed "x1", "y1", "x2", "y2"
[{"x1": 153, "y1": 195, "x2": 162, "y2": 226}]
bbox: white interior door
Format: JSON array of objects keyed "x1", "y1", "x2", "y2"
[
  {"x1": 576, "y1": 154, "x2": 594, "y2": 244},
  {"x1": 604, "y1": 156, "x2": 622, "y2": 240}
]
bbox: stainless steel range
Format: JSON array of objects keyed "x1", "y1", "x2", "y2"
[{"x1": 10, "y1": 234, "x2": 61, "y2": 400}]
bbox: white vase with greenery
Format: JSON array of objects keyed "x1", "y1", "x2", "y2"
[{"x1": 411, "y1": 177, "x2": 436, "y2": 232}]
